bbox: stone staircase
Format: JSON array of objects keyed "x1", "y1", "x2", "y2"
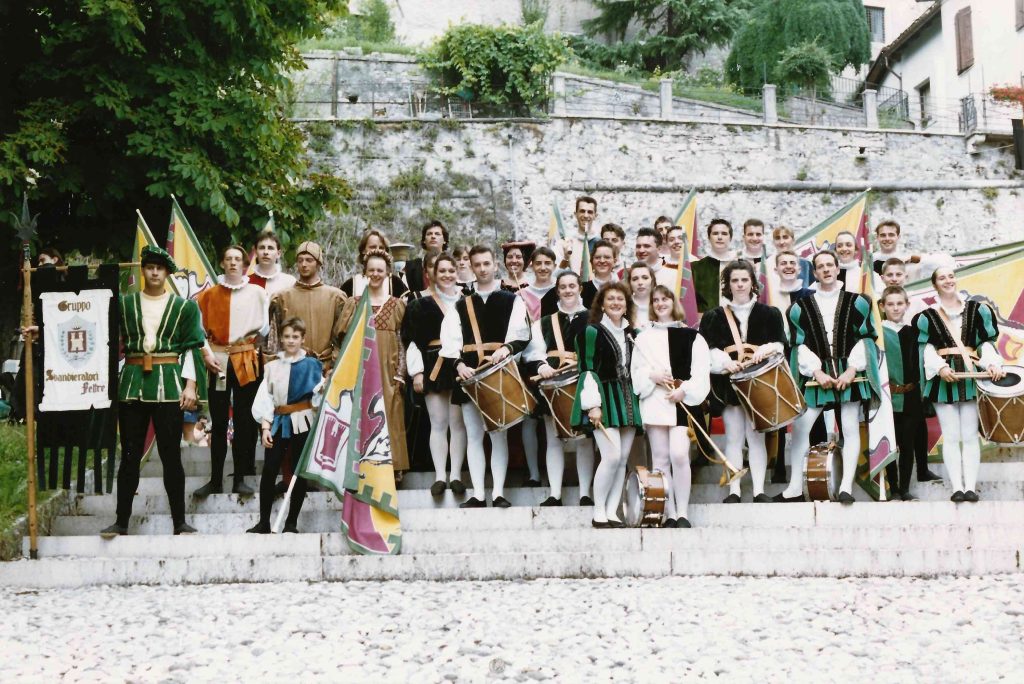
[{"x1": 2, "y1": 444, "x2": 1023, "y2": 586}]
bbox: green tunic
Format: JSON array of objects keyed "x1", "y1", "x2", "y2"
[
  {"x1": 118, "y1": 293, "x2": 208, "y2": 403},
  {"x1": 570, "y1": 323, "x2": 643, "y2": 430},
  {"x1": 915, "y1": 301, "x2": 998, "y2": 404}
]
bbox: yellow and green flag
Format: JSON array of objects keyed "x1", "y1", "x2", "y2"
[
  {"x1": 672, "y1": 189, "x2": 700, "y2": 323},
  {"x1": 297, "y1": 290, "x2": 402, "y2": 555},
  {"x1": 547, "y1": 197, "x2": 565, "y2": 251},
  {"x1": 167, "y1": 196, "x2": 217, "y2": 299},
  {"x1": 793, "y1": 190, "x2": 870, "y2": 259},
  {"x1": 672, "y1": 188, "x2": 700, "y2": 257},
  {"x1": 123, "y1": 211, "x2": 179, "y2": 296}
]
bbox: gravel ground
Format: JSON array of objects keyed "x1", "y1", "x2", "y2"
[{"x1": 2, "y1": 576, "x2": 1024, "y2": 682}]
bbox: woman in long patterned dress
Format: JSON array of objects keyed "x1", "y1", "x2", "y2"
[
  {"x1": 914, "y1": 266, "x2": 1005, "y2": 502},
  {"x1": 337, "y1": 249, "x2": 409, "y2": 477}
]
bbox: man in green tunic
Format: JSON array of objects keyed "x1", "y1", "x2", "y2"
[{"x1": 101, "y1": 247, "x2": 207, "y2": 538}]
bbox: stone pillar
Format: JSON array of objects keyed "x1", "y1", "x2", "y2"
[
  {"x1": 863, "y1": 89, "x2": 879, "y2": 128},
  {"x1": 552, "y1": 74, "x2": 566, "y2": 116},
  {"x1": 763, "y1": 84, "x2": 778, "y2": 125},
  {"x1": 660, "y1": 78, "x2": 673, "y2": 119}
]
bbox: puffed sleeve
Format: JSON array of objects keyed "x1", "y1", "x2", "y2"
[
  {"x1": 681, "y1": 333, "x2": 711, "y2": 406},
  {"x1": 630, "y1": 329, "x2": 656, "y2": 399}
]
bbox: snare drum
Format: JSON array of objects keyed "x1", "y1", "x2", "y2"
[
  {"x1": 730, "y1": 352, "x2": 806, "y2": 432},
  {"x1": 977, "y1": 365, "x2": 1024, "y2": 445},
  {"x1": 459, "y1": 356, "x2": 537, "y2": 432},
  {"x1": 539, "y1": 368, "x2": 583, "y2": 440},
  {"x1": 804, "y1": 441, "x2": 841, "y2": 502},
  {"x1": 624, "y1": 466, "x2": 667, "y2": 528}
]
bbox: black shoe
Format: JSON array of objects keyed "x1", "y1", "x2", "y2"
[
  {"x1": 605, "y1": 519, "x2": 625, "y2": 528},
  {"x1": 100, "y1": 523, "x2": 127, "y2": 540},
  {"x1": 900, "y1": 490, "x2": 918, "y2": 501},
  {"x1": 579, "y1": 495, "x2": 594, "y2": 506},
  {"x1": 722, "y1": 494, "x2": 741, "y2": 504},
  {"x1": 540, "y1": 496, "x2": 562, "y2": 507},
  {"x1": 459, "y1": 497, "x2": 486, "y2": 509},
  {"x1": 918, "y1": 470, "x2": 943, "y2": 482},
  {"x1": 232, "y1": 481, "x2": 255, "y2": 496},
  {"x1": 753, "y1": 493, "x2": 773, "y2": 503},
  {"x1": 524, "y1": 478, "x2": 542, "y2": 488},
  {"x1": 951, "y1": 490, "x2": 966, "y2": 503},
  {"x1": 662, "y1": 518, "x2": 677, "y2": 528},
  {"x1": 591, "y1": 519, "x2": 610, "y2": 528},
  {"x1": 676, "y1": 517, "x2": 692, "y2": 528},
  {"x1": 282, "y1": 523, "x2": 299, "y2": 533},
  {"x1": 963, "y1": 490, "x2": 979, "y2": 502},
  {"x1": 838, "y1": 491, "x2": 855, "y2": 505},
  {"x1": 430, "y1": 480, "x2": 446, "y2": 497},
  {"x1": 192, "y1": 481, "x2": 222, "y2": 498},
  {"x1": 449, "y1": 479, "x2": 467, "y2": 495},
  {"x1": 174, "y1": 523, "x2": 198, "y2": 535},
  {"x1": 247, "y1": 522, "x2": 271, "y2": 534},
  {"x1": 492, "y1": 496, "x2": 512, "y2": 508},
  {"x1": 274, "y1": 481, "x2": 288, "y2": 499},
  {"x1": 773, "y1": 492, "x2": 805, "y2": 503}
]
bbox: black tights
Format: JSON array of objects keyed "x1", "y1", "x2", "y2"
[
  {"x1": 259, "y1": 432, "x2": 309, "y2": 527},
  {"x1": 887, "y1": 412, "x2": 924, "y2": 494}
]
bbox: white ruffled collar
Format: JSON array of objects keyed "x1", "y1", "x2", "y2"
[
  {"x1": 432, "y1": 286, "x2": 462, "y2": 303},
  {"x1": 937, "y1": 292, "x2": 968, "y2": 317},
  {"x1": 726, "y1": 297, "x2": 756, "y2": 314},
  {"x1": 653, "y1": 320, "x2": 683, "y2": 329},
  {"x1": 558, "y1": 298, "x2": 586, "y2": 315},
  {"x1": 218, "y1": 275, "x2": 250, "y2": 290},
  {"x1": 254, "y1": 265, "x2": 284, "y2": 279},
  {"x1": 815, "y1": 285, "x2": 843, "y2": 300},
  {"x1": 600, "y1": 313, "x2": 630, "y2": 331},
  {"x1": 276, "y1": 349, "x2": 308, "y2": 364}
]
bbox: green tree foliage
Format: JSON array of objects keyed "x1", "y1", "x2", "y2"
[
  {"x1": 421, "y1": 24, "x2": 569, "y2": 115},
  {"x1": 580, "y1": 0, "x2": 752, "y2": 72},
  {"x1": 775, "y1": 40, "x2": 833, "y2": 91},
  {"x1": 328, "y1": 0, "x2": 396, "y2": 44},
  {"x1": 726, "y1": 0, "x2": 871, "y2": 91},
  {"x1": 0, "y1": 1, "x2": 351, "y2": 271}
]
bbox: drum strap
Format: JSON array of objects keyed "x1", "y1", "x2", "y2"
[
  {"x1": 550, "y1": 314, "x2": 574, "y2": 367},
  {"x1": 465, "y1": 295, "x2": 487, "y2": 367},
  {"x1": 937, "y1": 308, "x2": 977, "y2": 372},
  {"x1": 723, "y1": 306, "x2": 757, "y2": 362}
]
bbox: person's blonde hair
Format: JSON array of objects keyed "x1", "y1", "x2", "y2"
[{"x1": 650, "y1": 285, "x2": 686, "y2": 322}]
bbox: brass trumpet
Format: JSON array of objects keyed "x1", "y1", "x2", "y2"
[{"x1": 662, "y1": 379, "x2": 747, "y2": 486}]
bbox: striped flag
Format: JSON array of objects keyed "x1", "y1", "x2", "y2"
[
  {"x1": 793, "y1": 190, "x2": 870, "y2": 259},
  {"x1": 123, "y1": 211, "x2": 179, "y2": 296},
  {"x1": 672, "y1": 188, "x2": 700, "y2": 257},
  {"x1": 672, "y1": 189, "x2": 700, "y2": 323},
  {"x1": 757, "y1": 242, "x2": 775, "y2": 307},
  {"x1": 296, "y1": 291, "x2": 402, "y2": 555},
  {"x1": 167, "y1": 196, "x2": 217, "y2": 299},
  {"x1": 579, "y1": 233, "x2": 592, "y2": 282}
]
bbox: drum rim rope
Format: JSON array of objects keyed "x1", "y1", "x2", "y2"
[{"x1": 461, "y1": 356, "x2": 535, "y2": 431}]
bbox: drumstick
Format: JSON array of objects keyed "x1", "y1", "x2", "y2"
[
  {"x1": 950, "y1": 371, "x2": 995, "y2": 380},
  {"x1": 806, "y1": 378, "x2": 869, "y2": 387},
  {"x1": 593, "y1": 419, "x2": 614, "y2": 444}
]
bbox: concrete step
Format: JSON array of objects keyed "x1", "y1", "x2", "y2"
[
  {"x1": 50, "y1": 500, "x2": 1024, "y2": 536},
  {"x1": 2, "y1": 546, "x2": 1020, "y2": 587}
]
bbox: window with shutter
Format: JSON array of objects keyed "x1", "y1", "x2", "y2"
[
  {"x1": 1017, "y1": 0, "x2": 1024, "y2": 31},
  {"x1": 955, "y1": 7, "x2": 974, "y2": 74}
]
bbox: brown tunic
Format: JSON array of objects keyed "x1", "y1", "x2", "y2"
[
  {"x1": 268, "y1": 281, "x2": 347, "y2": 363},
  {"x1": 337, "y1": 296, "x2": 409, "y2": 472}
]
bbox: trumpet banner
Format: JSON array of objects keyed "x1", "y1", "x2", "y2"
[{"x1": 793, "y1": 191, "x2": 870, "y2": 259}]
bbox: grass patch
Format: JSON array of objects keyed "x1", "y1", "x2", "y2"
[
  {"x1": 674, "y1": 86, "x2": 764, "y2": 113},
  {"x1": 0, "y1": 423, "x2": 29, "y2": 530}
]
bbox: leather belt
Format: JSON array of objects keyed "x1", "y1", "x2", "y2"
[
  {"x1": 210, "y1": 342, "x2": 256, "y2": 354},
  {"x1": 890, "y1": 382, "x2": 916, "y2": 395},
  {"x1": 209, "y1": 339, "x2": 259, "y2": 386},
  {"x1": 275, "y1": 400, "x2": 313, "y2": 415},
  {"x1": 546, "y1": 351, "x2": 577, "y2": 363},
  {"x1": 125, "y1": 353, "x2": 178, "y2": 372}
]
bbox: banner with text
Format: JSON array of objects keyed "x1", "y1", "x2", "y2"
[{"x1": 39, "y1": 289, "x2": 114, "y2": 412}]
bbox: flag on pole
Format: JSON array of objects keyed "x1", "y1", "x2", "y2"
[
  {"x1": 792, "y1": 190, "x2": 870, "y2": 259},
  {"x1": 295, "y1": 291, "x2": 401, "y2": 555},
  {"x1": 672, "y1": 188, "x2": 700, "y2": 257},
  {"x1": 123, "y1": 211, "x2": 179, "y2": 296},
  {"x1": 579, "y1": 234, "x2": 592, "y2": 283},
  {"x1": 547, "y1": 198, "x2": 565, "y2": 250},
  {"x1": 854, "y1": 240, "x2": 898, "y2": 499},
  {"x1": 167, "y1": 196, "x2": 217, "y2": 299},
  {"x1": 672, "y1": 189, "x2": 700, "y2": 323},
  {"x1": 757, "y1": 243, "x2": 775, "y2": 307},
  {"x1": 951, "y1": 239, "x2": 1024, "y2": 268}
]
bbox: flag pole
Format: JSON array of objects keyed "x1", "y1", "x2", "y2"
[
  {"x1": 20, "y1": 245, "x2": 39, "y2": 559},
  {"x1": 272, "y1": 474, "x2": 298, "y2": 533}
]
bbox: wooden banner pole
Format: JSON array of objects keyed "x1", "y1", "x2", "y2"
[{"x1": 20, "y1": 246, "x2": 39, "y2": 559}]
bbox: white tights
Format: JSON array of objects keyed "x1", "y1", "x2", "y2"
[
  {"x1": 424, "y1": 392, "x2": 467, "y2": 483},
  {"x1": 521, "y1": 417, "x2": 541, "y2": 482},
  {"x1": 462, "y1": 402, "x2": 509, "y2": 500},
  {"x1": 934, "y1": 401, "x2": 981, "y2": 492},
  {"x1": 646, "y1": 425, "x2": 691, "y2": 520},
  {"x1": 542, "y1": 417, "x2": 595, "y2": 500},
  {"x1": 722, "y1": 405, "x2": 768, "y2": 497},
  {"x1": 592, "y1": 427, "x2": 636, "y2": 523},
  {"x1": 785, "y1": 402, "x2": 861, "y2": 497}
]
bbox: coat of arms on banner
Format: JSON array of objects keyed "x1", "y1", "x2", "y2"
[{"x1": 57, "y1": 315, "x2": 96, "y2": 368}]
